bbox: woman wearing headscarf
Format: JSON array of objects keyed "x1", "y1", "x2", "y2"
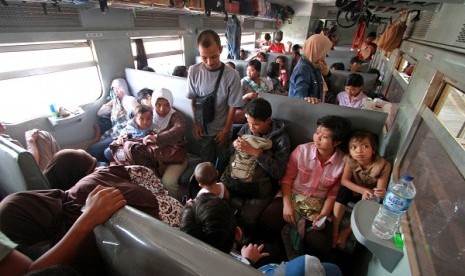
[
  {"x1": 289, "y1": 34, "x2": 333, "y2": 103},
  {"x1": 88, "y1": 78, "x2": 138, "y2": 162},
  {"x1": 143, "y1": 88, "x2": 188, "y2": 197}
]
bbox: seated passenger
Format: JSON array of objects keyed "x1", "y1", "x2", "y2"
[
  {"x1": 225, "y1": 61, "x2": 236, "y2": 70},
  {"x1": 266, "y1": 62, "x2": 287, "y2": 96},
  {"x1": 234, "y1": 60, "x2": 273, "y2": 124},
  {"x1": 89, "y1": 78, "x2": 138, "y2": 162},
  {"x1": 222, "y1": 99, "x2": 290, "y2": 238},
  {"x1": 267, "y1": 31, "x2": 287, "y2": 54},
  {"x1": 195, "y1": 162, "x2": 229, "y2": 200},
  {"x1": 141, "y1": 66, "x2": 155, "y2": 72},
  {"x1": 0, "y1": 123, "x2": 60, "y2": 171},
  {"x1": 275, "y1": 55, "x2": 289, "y2": 91},
  {"x1": 253, "y1": 52, "x2": 267, "y2": 62},
  {"x1": 239, "y1": 49, "x2": 248, "y2": 60},
  {"x1": 336, "y1": 73, "x2": 367, "y2": 109},
  {"x1": 172, "y1": 65, "x2": 188, "y2": 78},
  {"x1": 41, "y1": 149, "x2": 182, "y2": 227},
  {"x1": 290, "y1": 44, "x2": 302, "y2": 73},
  {"x1": 136, "y1": 88, "x2": 154, "y2": 108},
  {"x1": 259, "y1": 116, "x2": 351, "y2": 261},
  {"x1": 107, "y1": 104, "x2": 156, "y2": 164},
  {"x1": 180, "y1": 194, "x2": 342, "y2": 275},
  {"x1": 332, "y1": 131, "x2": 391, "y2": 249},
  {"x1": 144, "y1": 88, "x2": 188, "y2": 197},
  {"x1": 0, "y1": 185, "x2": 125, "y2": 275},
  {"x1": 330, "y1": 62, "x2": 345, "y2": 71},
  {"x1": 348, "y1": 56, "x2": 363, "y2": 73}
]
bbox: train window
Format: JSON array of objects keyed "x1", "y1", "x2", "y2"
[
  {"x1": 399, "y1": 118, "x2": 465, "y2": 275},
  {"x1": 433, "y1": 84, "x2": 465, "y2": 147},
  {"x1": 131, "y1": 36, "x2": 184, "y2": 75},
  {"x1": 0, "y1": 41, "x2": 101, "y2": 123},
  {"x1": 396, "y1": 54, "x2": 416, "y2": 83}
]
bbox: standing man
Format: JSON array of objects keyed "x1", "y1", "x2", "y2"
[{"x1": 187, "y1": 30, "x2": 243, "y2": 174}]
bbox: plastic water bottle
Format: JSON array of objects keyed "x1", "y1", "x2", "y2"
[{"x1": 372, "y1": 173, "x2": 416, "y2": 240}]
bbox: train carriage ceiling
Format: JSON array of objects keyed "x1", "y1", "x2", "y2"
[{"x1": 2, "y1": 0, "x2": 464, "y2": 19}]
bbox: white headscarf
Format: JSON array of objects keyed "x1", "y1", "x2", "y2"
[{"x1": 151, "y1": 88, "x2": 176, "y2": 131}]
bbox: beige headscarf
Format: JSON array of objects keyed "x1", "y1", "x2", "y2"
[
  {"x1": 302, "y1": 34, "x2": 333, "y2": 97},
  {"x1": 302, "y1": 34, "x2": 333, "y2": 63}
]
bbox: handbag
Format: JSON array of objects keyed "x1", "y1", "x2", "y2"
[
  {"x1": 194, "y1": 63, "x2": 225, "y2": 135},
  {"x1": 377, "y1": 13, "x2": 409, "y2": 52},
  {"x1": 153, "y1": 144, "x2": 187, "y2": 164}
]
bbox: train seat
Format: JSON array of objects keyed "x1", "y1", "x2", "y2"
[
  {"x1": 94, "y1": 205, "x2": 261, "y2": 276},
  {"x1": 327, "y1": 69, "x2": 379, "y2": 100},
  {"x1": 124, "y1": 67, "x2": 387, "y2": 151},
  {"x1": 0, "y1": 136, "x2": 50, "y2": 199}
]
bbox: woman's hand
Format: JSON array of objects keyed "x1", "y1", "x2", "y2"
[
  {"x1": 311, "y1": 214, "x2": 327, "y2": 230},
  {"x1": 143, "y1": 134, "x2": 156, "y2": 145},
  {"x1": 304, "y1": 97, "x2": 319, "y2": 104},
  {"x1": 243, "y1": 92, "x2": 259, "y2": 101},
  {"x1": 283, "y1": 200, "x2": 296, "y2": 225},
  {"x1": 241, "y1": 243, "x2": 270, "y2": 264}
]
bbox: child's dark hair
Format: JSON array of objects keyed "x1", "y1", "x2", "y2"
[
  {"x1": 349, "y1": 130, "x2": 379, "y2": 155},
  {"x1": 350, "y1": 56, "x2": 363, "y2": 64},
  {"x1": 255, "y1": 52, "x2": 267, "y2": 61},
  {"x1": 172, "y1": 65, "x2": 187, "y2": 77},
  {"x1": 266, "y1": 62, "x2": 280, "y2": 79},
  {"x1": 180, "y1": 193, "x2": 237, "y2": 253},
  {"x1": 346, "y1": 73, "x2": 364, "y2": 87},
  {"x1": 264, "y1": 33, "x2": 271, "y2": 41},
  {"x1": 330, "y1": 62, "x2": 345, "y2": 71},
  {"x1": 136, "y1": 88, "x2": 153, "y2": 103},
  {"x1": 245, "y1": 98, "x2": 272, "y2": 122},
  {"x1": 225, "y1": 61, "x2": 236, "y2": 69},
  {"x1": 367, "y1": 32, "x2": 377, "y2": 38},
  {"x1": 194, "y1": 162, "x2": 217, "y2": 186},
  {"x1": 292, "y1": 44, "x2": 301, "y2": 54},
  {"x1": 316, "y1": 115, "x2": 351, "y2": 145},
  {"x1": 248, "y1": 59, "x2": 262, "y2": 72},
  {"x1": 134, "y1": 104, "x2": 153, "y2": 116},
  {"x1": 275, "y1": 55, "x2": 286, "y2": 65}
]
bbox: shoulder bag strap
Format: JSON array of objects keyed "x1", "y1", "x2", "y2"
[{"x1": 212, "y1": 62, "x2": 225, "y2": 96}]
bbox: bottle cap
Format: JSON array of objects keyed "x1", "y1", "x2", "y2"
[{"x1": 402, "y1": 173, "x2": 414, "y2": 181}]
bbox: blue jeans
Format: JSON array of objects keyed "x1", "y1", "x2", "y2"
[
  {"x1": 88, "y1": 136, "x2": 113, "y2": 162},
  {"x1": 226, "y1": 16, "x2": 241, "y2": 60}
]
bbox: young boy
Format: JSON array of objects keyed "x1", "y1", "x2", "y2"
[
  {"x1": 348, "y1": 56, "x2": 363, "y2": 73},
  {"x1": 337, "y1": 73, "x2": 367, "y2": 109},
  {"x1": 195, "y1": 162, "x2": 229, "y2": 199}
]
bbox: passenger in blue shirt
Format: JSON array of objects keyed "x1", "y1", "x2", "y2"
[{"x1": 289, "y1": 34, "x2": 332, "y2": 104}]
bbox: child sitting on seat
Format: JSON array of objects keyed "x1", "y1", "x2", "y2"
[
  {"x1": 336, "y1": 73, "x2": 367, "y2": 109},
  {"x1": 106, "y1": 104, "x2": 155, "y2": 161},
  {"x1": 195, "y1": 162, "x2": 229, "y2": 199},
  {"x1": 275, "y1": 55, "x2": 289, "y2": 91},
  {"x1": 332, "y1": 130, "x2": 391, "y2": 249}
]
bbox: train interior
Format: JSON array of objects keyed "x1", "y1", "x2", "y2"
[{"x1": 1, "y1": 0, "x2": 465, "y2": 275}]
